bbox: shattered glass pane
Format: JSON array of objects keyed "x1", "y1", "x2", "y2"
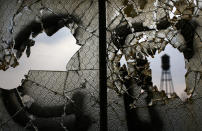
[
  {"x1": 107, "y1": 0, "x2": 202, "y2": 130},
  {"x1": 0, "y1": 0, "x2": 100, "y2": 130},
  {"x1": 0, "y1": 27, "x2": 80, "y2": 89},
  {"x1": 0, "y1": 0, "x2": 202, "y2": 131}
]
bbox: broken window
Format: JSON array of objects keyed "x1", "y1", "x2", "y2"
[
  {"x1": 0, "y1": 0, "x2": 99, "y2": 130},
  {"x1": 0, "y1": 0, "x2": 202, "y2": 131},
  {"x1": 0, "y1": 27, "x2": 80, "y2": 89},
  {"x1": 107, "y1": 0, "x2": 202, "y2": 130}
]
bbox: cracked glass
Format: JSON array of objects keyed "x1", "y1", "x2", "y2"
[{"x1": 0, "y1": 0, "x2": 202, "y2": 131}]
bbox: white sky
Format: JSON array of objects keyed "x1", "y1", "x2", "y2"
[
  {"x1": 0, "y1": 27, "x2": 80, "y2": 89},
  {"x1": 0, "y1": 28, "x2": 187, "y2": 97},
  {"x1": 147, "y1": 44, "x2": 186, "y2": 96}
]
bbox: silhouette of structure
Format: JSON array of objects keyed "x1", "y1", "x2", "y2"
[{"x1": 160, "y1": 54, "x2": 175, "y2": 95}]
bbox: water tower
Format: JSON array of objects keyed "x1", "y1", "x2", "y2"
[{"x1": 160, "y1": 54, "x2": 175, "y2": 95}]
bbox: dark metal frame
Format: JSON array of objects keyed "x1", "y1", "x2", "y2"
[{"x1": 99, "y1": 0, "x2": 108, "y2": 131}]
